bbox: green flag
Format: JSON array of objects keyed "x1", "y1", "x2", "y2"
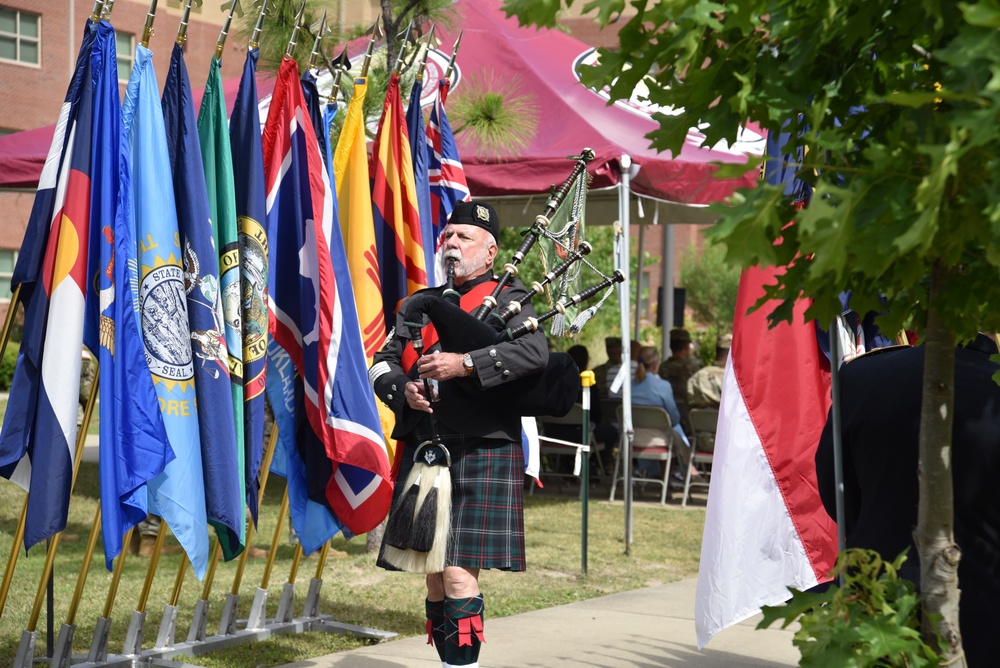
[{"x1": 198, "y1": 55, "x2": 247, "y2": 551}]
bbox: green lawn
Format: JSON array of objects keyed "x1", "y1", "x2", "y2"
[{"x1": 0, "y1": 464, "x2": 706, "y2": 667}]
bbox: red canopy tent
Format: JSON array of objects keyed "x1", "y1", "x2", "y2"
[{"x1": 0, "y1": 73, "x2": 275, "y2": 190}]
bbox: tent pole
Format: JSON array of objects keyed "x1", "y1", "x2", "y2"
[
  {"x1": 619, "y1": 155, "x2": 634, "y2": 552},
  {"x1": 634, "y1": 218, "x2": 645, "y2": 337},
  {"x1": 659, "y1": 204, "x2": 675, "y2": 358}
]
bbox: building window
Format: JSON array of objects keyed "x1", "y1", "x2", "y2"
[
  {"x1": 0, "y1": 8, "x2": 40, "y2": 66},
  {"x1": 0, "y1": 250, "x2": 18, "y2": 300},
  {"x1": 116, "y1": 31, "x2": 134, "y2": 81}
]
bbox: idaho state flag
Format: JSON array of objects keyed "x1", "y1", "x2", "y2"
[
  {"x1": 263, "y1": 57, "x2": 392, "y2": 534},
  {"x1": 230, "y1": 47, "x2": 268, "y2": 523},
  {"x1": 371, "y1": 72, "x2": 428, "y2": 333},
  {"x1": 0, "y1": 19, "x2": 98, "y2": 551}
]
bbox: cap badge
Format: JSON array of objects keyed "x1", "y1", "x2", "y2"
[{"x1": 475, "y1": 204, "x2": 490, "y2": 222}]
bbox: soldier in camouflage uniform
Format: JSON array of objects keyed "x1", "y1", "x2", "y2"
[{"x1": 658, "y1": 328, "x2": 701, "y2": 437}]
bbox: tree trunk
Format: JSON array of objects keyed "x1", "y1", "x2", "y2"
[
  {"x1": 914, "y1": 262, "x2": 965, "y2": 665},
  {"x1": 380, "y1": 0, "x2": 399, "y2": 69}
]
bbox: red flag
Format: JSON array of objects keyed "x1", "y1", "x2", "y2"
[{"x1": 694, "y1": 265, "x2": 837, "y2": 647}]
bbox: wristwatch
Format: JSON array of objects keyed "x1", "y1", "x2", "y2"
[{"x1": 462, "y1": 353, "x2": 475, "y2": 376}]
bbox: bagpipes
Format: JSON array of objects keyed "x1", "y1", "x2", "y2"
[{"x1": 382, "y1": 149, "x2": 624, "y2": 573}]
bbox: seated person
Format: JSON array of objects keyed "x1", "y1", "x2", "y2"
[
  {"x1": 686, "y1": 333, "x2": 731, "y2": 453},
  {"x1": 630, "y1": 346, "x2": 691, "y2": 475},
  {"x1": 607, "y1": 339, "x2": 641, "y2": 398},
  {"x1": 592, "y1": 336, "x2": 622, "y2": 395},
  {"x1": 658, "y1": 328, "x2": 701, "y2": 437}
]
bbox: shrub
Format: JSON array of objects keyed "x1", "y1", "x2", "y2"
[
  {"x1": 0, "y1": 341, "x2": 18, "y2": 391},
  {"x1": 758, "y1": 548, "x2": 940, "y2": 667}
]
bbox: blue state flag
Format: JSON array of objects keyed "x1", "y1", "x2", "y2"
[
  {"x1": 406, "y1": 78, "x2": 435, "y2": 285},
  {"x1": 322, "y1": 102, "x2": 338, "y2": 186},
  {"x1": 96, "y1": 40, "x2": 173, "y2": 569},
  {"x1": 230, "y1": 47, "x2": 269, "y2": 524},
  {"x1": 163, "y1": 43, "x2": 244, "y2": 561},
  {"x1": 0, "y1": 19, "x2": 98, "y2": 551},
  {"x1": 127, "y1": 42, "x2": 210, "y2": 579}
]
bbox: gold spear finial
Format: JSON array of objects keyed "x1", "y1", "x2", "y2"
[
  {"x1": 215, "y1": 0, "x2": 243, "y2": 61},
  {"x1": 414, "y1": 24, "x2": 436, "y2": 84},
  {"x1": 392, "y1": 18, "x2": 413, "y2": 74},
  {"x1": 100, "y1": 0, "x2": 116, "y2": 20},
  {"x1": 176, "y1": 0, "x2": 193, "y2": 47},
  {"x1": 284, "y1": 0, "x2": 307, "y2": 57},
  {"x1": 443, "y1": 29, "x2": 463, "y2": 85},
  {"x1": 140, "y1": 0, "x2": 158, "y2": 49},
  {"x1": 249, "y1": 0, "x2": 269, "y2": 51},
  {"x1": 90, "y1": 0, "x2": 105, "y2": 22},
  {"x1": 328, "y1": 47, "x2": 350, "y2": 106},
  {"x1": 307, "y1": 10, "x2": 327, "y2": 69},
  {"x1": 359, "y1": 16, "x2": 382, "y2": 79}
]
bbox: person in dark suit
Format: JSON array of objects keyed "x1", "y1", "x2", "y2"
[
  {"x1": 369, "y1": 201, "x2": 548, "y2": 668},
  {"x1": 814, "y1": 335, "x2": 1000, "y2": 666}
]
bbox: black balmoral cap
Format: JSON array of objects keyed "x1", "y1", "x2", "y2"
[{"x1": 449, "y1": 201, "x2": 500, "y2": 243}]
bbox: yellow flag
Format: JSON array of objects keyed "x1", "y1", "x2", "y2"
[
  {"x1": 333, "y1": 77, "x2": 385, "y2": 362},
  {"x1": 333, "y1": 77, "x2": 398, "y2": 467}
]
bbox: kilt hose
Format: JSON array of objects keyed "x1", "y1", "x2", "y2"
[{"x1": 377, "y1": 431, "x2": 526, "y2": 572}]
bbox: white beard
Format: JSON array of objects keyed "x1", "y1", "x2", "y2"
[{"x1": 443, "y1": 247, "x2": 490, "y2": 281}]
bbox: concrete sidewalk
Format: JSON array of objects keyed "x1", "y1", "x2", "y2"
[{"x1": 279, "y1": 579, "x2": 800, "y2": 668}]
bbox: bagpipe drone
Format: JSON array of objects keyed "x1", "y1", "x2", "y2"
[{"x1": 382, "y1": 149, "x2": 624, "y2": 573}]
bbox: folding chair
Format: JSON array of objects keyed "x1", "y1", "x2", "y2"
[
  {"x1": 609, "y1": 404, "x2": 674, "y2": 505},
  {"x1": 683, "y1": 407, "x2": 718, "y2": 507}
]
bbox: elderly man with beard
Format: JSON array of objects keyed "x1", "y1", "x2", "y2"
[{"x1": 369, "y1": 201, "x2": 548, "y2": 668}]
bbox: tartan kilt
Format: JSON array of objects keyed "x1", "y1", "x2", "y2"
[{"x1": 376, "y1": 434, "x2": 526, "y2": 572}]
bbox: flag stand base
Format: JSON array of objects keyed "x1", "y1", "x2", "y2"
[
  {"x1": 87, "y1": 616, "x2": 112, "y2": 663},
  {"x1": 186, "y1": 599, "x2": 209, "y2": 642},
  {"x1": 275, "y1": 582, "x2": 296, "y2": 623},
  {"x1": 12, "y1": 629, "x2": 35, "y2": 668},
  {"x1": 301, "y1": 577, "x2": 322, "y2": 617},
  {"x1": 217, "y1": 593, "x2": 240, "y2": 636},
  {"x1": 155, "y1": 604, "x2": 179, "y2": 650},
  {"x1": 50, "y1": 622, "x2": 76, "y2": 668},
  {"x1": 123, "y1": 609, "x2": 146, "y2": 657},
  {"x1": 245, "y1": 588, "x2": 268, "y2": 631}
]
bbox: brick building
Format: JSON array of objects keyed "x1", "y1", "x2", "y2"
[
  {"x1": 0, "y1": 1, "x2": 715, "y2": 331},
  {"x1": 0, "y1": 0, "x2": 382, "y2": 323}
]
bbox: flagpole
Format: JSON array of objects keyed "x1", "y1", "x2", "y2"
[
  {"x1": 414, "y1": 24, "x2": 435, "y2": 83},
  {"x1": 175, "y1": 0, "x2": 192, "y2": 47},
  {"x1": 48, "y1": 500, "x2": 104, "y2": 666},
  {"x1": 285, "y1": 0, "x2": 307, "y2": 56},
  {"x1": 21, "y1": 371, "x2": 99, "y2": 632},
  {"x1": 443, "y1": 30, "x2": 463, "y2": 86},
  {"x1": 87, "y1": 526, "x2": 134, "y2": 663},
  {"x1": 307, "y1": 10, "x2": 327, "y2": 69},
  {"x1": 392, "y1": 19, "x2": 413, "y2": 74},
  {"x1": 360, "y1": 16, "x2": 382, "y2": 78},
  {"x1": 0, "y1": 284, "x2": 24, "y2": 619},
  {"x1": 829, "y1": 319, "x2": 848, "y2": 586},
  {"x1": 140, "y1": 0, "x2": 157, "y2": 49},
  {"x1": 214, "y1": 0, "x2": 240, "y2": 60},
  {"x1": 248, "y1": 0, "x2": 268, "y2": 51},
  {"x1": 245, "y1": 488, "x2": 290, "y2": 630},
  {"x1": 217, "y1": 425, "x2": 279, "y2": 637}
]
